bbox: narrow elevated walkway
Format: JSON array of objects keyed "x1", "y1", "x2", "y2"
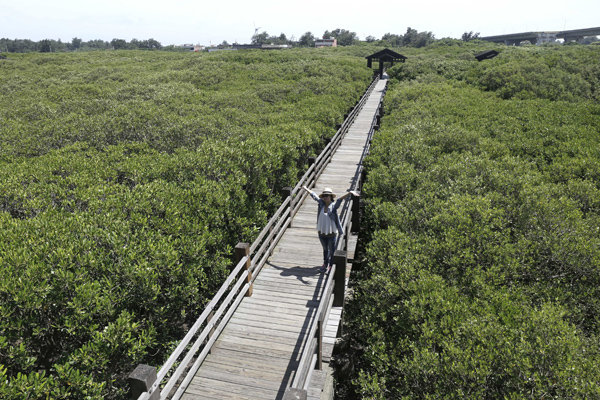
[{"x1": 180, "y1": 77, "x2": 388, "y2": 400}]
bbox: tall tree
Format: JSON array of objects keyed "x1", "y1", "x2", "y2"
[
  {"x1": 402, "y1": 27, "x2": 435, "y2": 48},
  {"x1": 251, "y1": 31, "x2": 270, "y2": 45},
  {"x1": 298, "y1": 31, "x2": 315, "y2": 47},
  {"x1": 461, "y1": 31, "x2": 480, "y2": 42},
  {"x1": 381, "y1": 33, "x2": 403, "y2": 47},
  {"x1": 39, "y1": 39, "x2": 52, "y2": 53},
  {"x1": 71, "y1": 37, "x2": 82, "y2": 50},
  {"x1": 323, "y1": 28, "x2": 358, "y2": 46},
  {"x1": 147, "y1": 38, "x2": 162, "y2": 49},
  {"x1": 110, "y1": 38, "x2": 128, "y2": 50}
]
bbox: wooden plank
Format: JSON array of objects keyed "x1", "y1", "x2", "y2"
[
  {"x1": 254, "y1": 274, "x2": 323, "y2": 287},
  {"x1": 200, "y1": 359, "x2": 287, "y2": 383},
  {"x1": 258, "y1": 267, "x2": 323, "y2": 280},
  {"x1": 207, "y1": 348, "x2": 299, "y2": 369},
  {"x1": 212, "y1": 337, "x2": 302, "y2": 360},
  {"x1": 221, "y1": 328, "x2": 313, "y2": 348},
  {"x1": 243, "y1": 288, "x2": 322, "y2": 302},
  {"x1": 224, "y1": 323, "x2": 314, "y2": 342},
  {"x1": 230, "y1": 310, "x2": 313, "y2": 327},
  {"x1": 240, "y1": 296, "x2": 318, "y2": 312},
  {"x1": 228, "y1": 315, "x2": 313, "y2": 332},
  {"x1": 252, "y1": 283, "x2": 323, "y2": 298},
  {"x1": 184, "y1": 379, "x2": 280, "y2": 400},
  {"x1": 194, "y1": 368, "x2": 287, "y2": 392},
  {"x1": 238, "y1": 301, "x2": 314, "y2": 317},
  {"x1": 214, "y1": 336, "x2": 303, "y2": 358},
  {"x1": 255, "y1": 268, "x2": 322, "y2": 281},
  {"x1": 307, "y1": 369, "x2": 327, "y2": 400},
  {"x1": 246, "y1": 294, "x2": 321, "y2": 308},
  {"x1": 231, "y1": 307, "x2": 312, "y2": 323}
]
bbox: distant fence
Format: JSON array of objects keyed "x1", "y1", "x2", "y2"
[{"x1": 128, "y1": 74, "x2": 385, "y2": 400}]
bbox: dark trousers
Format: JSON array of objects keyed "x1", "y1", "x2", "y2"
[{"x1": 318, "y1": 233, "x2": 337, "y2": 266}]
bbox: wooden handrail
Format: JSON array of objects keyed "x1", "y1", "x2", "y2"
[
  {"x1": 291, "y1": 264, "x2": 336, "y2": 388},
  {"x1": 170, "y1": 282, "x2": 251, "y2": 400},
  {"x1": 135, "y1": 265, "x2": 249, "y2": 400},
  {"x1": 160, "y1": 270, "x2": 249, "y2": 399}
]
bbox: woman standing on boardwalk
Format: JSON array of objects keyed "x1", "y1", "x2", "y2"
[{"x1": 301, "y1": 186, "x2": 359, "y2": 273}]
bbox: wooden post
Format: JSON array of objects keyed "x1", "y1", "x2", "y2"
[
  {"x1": 317, "y1": 318, "x2": 324, "y2": 370},
  {"x1": 351, "y1": 194, "x2": 360, "y2": 234},
  {"x1": 336, "y1": 123, "x2": 342, "y2": 130},
  {"x1": 360, "y1": 168, "x2": 367, "y2": 191},
  {"x1": 128, "y1": 365, "x2": 159, "y2": 400},
  {"x1": 206, "y1": 310, "x2": 216, "y2": 353},
  {"x1": 283, "y1": 388, "x2": 308, "y2": 400},
  {"x1": 281, "y1": 186, "x2": 293, "y2": 227},
  {"x1": 235, "y1": 242, "x2": 253, "y2": 297},
  {"x1": 333, "y1": 250, "x2": 347, "y2": 307},
  {"x1": 343, "y1": 216, "x2": 349, "y2": 252}
]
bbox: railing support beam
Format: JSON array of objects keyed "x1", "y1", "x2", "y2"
[
  {"x1": 351, "y1": 194, "x2": 360, "y2": 234},
  {"x1": 235, "y1": 242, "x2": 253, "y2": 297},
  {"x1": 333, "y1": 250, "x2": 347, "y2": 308},
  {"x1": 282, "y1": 186, "x2": 294, "y2": 227},
  {"x1": 317, "y1": 319, "x2": 324, "y2": 370}
]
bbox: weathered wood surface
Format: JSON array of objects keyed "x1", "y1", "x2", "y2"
[{"x1": 181, "y1": 78, "x2": 387, "y2": 399}]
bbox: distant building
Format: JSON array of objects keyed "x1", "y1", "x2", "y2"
[
  {"x1": 173, "y1": 44, "x2": 204, "y2": 52},
  {"x1": 315, "y1": 37, "x2": 337, "y2": 47}
]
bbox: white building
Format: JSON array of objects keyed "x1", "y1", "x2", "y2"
[{"x1": 315, "y1": 37, "x2": 337, "y2": 47}]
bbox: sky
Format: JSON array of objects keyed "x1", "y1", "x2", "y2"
[{"x1": 1, "y1": 0, "x2": 598, "y2": 46}]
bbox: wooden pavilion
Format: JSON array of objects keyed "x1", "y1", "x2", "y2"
[{"x1": 366, "y1": 49, "x2": 407, "y2": 77}]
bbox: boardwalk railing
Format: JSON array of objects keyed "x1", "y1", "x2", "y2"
[
  {"x1": 283, "y1": 77, "x2": 387, "y2": 400},
  {"x1": 129, "y1": 76, "x2": 383, "y2": 400}
]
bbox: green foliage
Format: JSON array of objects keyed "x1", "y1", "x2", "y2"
[
  {"x1": 387, "y1": 43, "x2": 600, "y2": 102},
  {"x1": 344, "y1": 44, "x2": 600, "y2": 398},
  {"x1": 0, "y1": 49, "x2": 372, "y2": 398},
  {"x1": 323, "y1": 29, "x2": 359, "y2": 46}
]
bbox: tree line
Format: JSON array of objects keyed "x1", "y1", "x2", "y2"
[
  {"x1": 0, "y1": 37, "x2": 164, "y2": 53},
  {"x1": 4, "y1": 28, "x2": 597, "y2": 54},
  {"x1": 1, "y1": 27, "x2": 438, "y2": 53},
  {"x1": 252, "y1": 27, "x2": 436, "y2": 48}
]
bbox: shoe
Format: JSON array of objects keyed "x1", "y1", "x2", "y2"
[
  {"x1": 319, "y1": 264, "x2": 327, "y2": 273},
  {"x1": 326, "y1": 265, "x2": 332, "y2": 274}
]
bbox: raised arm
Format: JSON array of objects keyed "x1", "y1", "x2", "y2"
[
  {"x1": 302, "y1": 185, "x2": 320, "y2": 202},
  {"x1": 337, "y1": 189, "x2": 360, "y2": 201}
]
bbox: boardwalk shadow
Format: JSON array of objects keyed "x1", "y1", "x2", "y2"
[
  {"x1": 263, "y1": 261, "x2": 328, "y2": 398},
  {"x1": 266, "y1": 261, "x2": 322, "y2": 286}
]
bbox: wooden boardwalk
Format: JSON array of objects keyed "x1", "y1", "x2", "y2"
[{"x1": 180, "y1": 77, "x2": 388, "y2": 400}]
